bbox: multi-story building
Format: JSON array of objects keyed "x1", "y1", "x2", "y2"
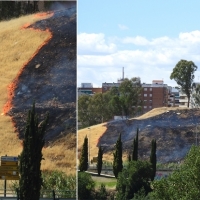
[
  {"x1": 141, "y1": 80, "x2": 169, "y2": 112},
  {"x1": 102, "y1": 82, "x2": 120, "y2": 93},
  {"x1": 78, "y1": 83, "x2": 102, "y2": 96},
  {"x1": 168, "y1": 87, "x2": 180, "y2": 107}
]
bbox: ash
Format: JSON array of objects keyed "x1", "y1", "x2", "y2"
[{"x1": 8, "y1": 5, "x2": 76, "y2": 144}]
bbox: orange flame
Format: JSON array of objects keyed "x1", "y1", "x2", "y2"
[
  {"x1": 34, "y1": 11, "x2": 54, "y2": 19},
  {"x1": 3, "y1": 13, "x2": 53, "y2": 116}
]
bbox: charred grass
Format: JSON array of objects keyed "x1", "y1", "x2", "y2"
[{"x1": 0, "y1": 14, "x2": 75, "y2": 175}]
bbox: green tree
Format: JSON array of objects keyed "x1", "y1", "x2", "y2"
[
  {"x1": 170, "y1": 60, "x2": 198, "y2": 107},
  {"x1": 113, "y1": 134, "x2": 123, "y2": 178},
  {"x1": 78, "y1": 172, "x2": 95, "y2": 200},
  {"x1": 118, "y1": 78, "x2": 142, "y2": 118},
  {"x1": 19, "y1": 103, "x2": 49, "y2": 200},
  {"x1": 150, "y1": 139, "x2": 156, "y2": 181},
  {"x1": 78, "y1": 95, "x2": 93, "y2": 127},
  {"x1": 151, "y1": 145, "x2": 200, "y2": 199},
  {"x1": 97, "y1": 145, "x2": 103, "y2": 176},
  {"x1": 108, "y1": 86, "x2": 122, "y2": 116},
  {"x1": 132, "y1": 128, "x2": 139, "y2": 161},
  {"x1": 79, "y1": 135, "x2": 88, "y2": 172},
  {"x1": 116, "y1": 160, "x2": 153, "y2": 200}
]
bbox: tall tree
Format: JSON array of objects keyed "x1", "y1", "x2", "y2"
[
  {"x1": 118, "y1": 77, "x2": 142, "y2": 118},
  {"x1": 19, "y1": 103, "x2": 49, "y2": 200},
  {"x1": 150, "y1": 139, "x2": 157, "y2": 181},
  {"x1": 132, "y1": 128, "x2": 139, "y2": 161},
  {"x1": 97, "y1": 146, "x2": 103, "y2": 176},
  {"x1": 113, "y1": 134, "x2": 123, "y2": 178},
  {"x1": 79, "y1": 136, "x2": 88, "y2": 172},
  {"x1": 170, "y1": 60, "x2": 198, "y2": 107}
]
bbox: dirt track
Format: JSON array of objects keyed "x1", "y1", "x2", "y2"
[{"x1": 7, "y1": 5, "x2": 76, "y2": 143}]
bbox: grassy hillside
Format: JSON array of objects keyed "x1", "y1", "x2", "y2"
[
  {"x1": 0, "y1": 13, "x2": 75, "y2": 175},
  {"x1": 78, "y1": 107, "x2": 188, "y2": 163}
]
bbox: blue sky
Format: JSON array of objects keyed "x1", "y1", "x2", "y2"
[{"x1": 78, "y1": 1, "x2": 200, "y2": 87}]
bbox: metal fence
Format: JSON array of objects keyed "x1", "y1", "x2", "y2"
[{"x1": 0, "y1": 189, "x2": 76, "y2": 199}]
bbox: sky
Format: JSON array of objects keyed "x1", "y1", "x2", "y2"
[{"x1": 77, "y1": 1, "x2": 200, "y2": 87}]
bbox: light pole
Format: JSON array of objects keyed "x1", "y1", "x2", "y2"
[{"x1": 88, "y1": 127, "x2": 90, "y2": 166}]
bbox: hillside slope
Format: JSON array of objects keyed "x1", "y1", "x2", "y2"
[
  {"x1": 0, "y1": 5, "x2": 76, "y2": 174},
  {"x1": 78, "y1": 107, "x2": 199, "y2": 164}
]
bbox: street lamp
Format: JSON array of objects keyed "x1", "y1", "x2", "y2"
[{"x1": 88, "y1": 127, "x2": 91, "y2": 166}]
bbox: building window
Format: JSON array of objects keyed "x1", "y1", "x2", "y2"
[
  {"x1": 150, "y1": 88, "x2": 152, "y2": 91},
  {"x1": 149, "y1": 94, "x2": 152, "y2": 97},
  {"x1": 144, "y1": 94, "x2": 147, "y2": 97},
  {"x1": 144, "y1": 88, "x2": 147, "y2": 91},
  {"x1": 149, "y1": 106, "x2": 152, "y2": 109},
  {"x1": 144, "y1": 106, "x2": 147, "y2": 109}
]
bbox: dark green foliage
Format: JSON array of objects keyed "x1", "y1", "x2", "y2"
[
  {"x1": 150, "y1": 139, "x2": 156, "y2": 181},
  {"x1": 170, "y1": 59, "x2": 198, "y2": 107},
  {"x1": 0, "y1": 1, "x2": 39, "y2": 21},
  {"x1": 116, "y1": 160, "x2": 153, "y2": 200},
  {"x1": 94, "y1": 183, "x2": 108, "y2": 200},
  {"x1": 19, "y1": 103, "x2": 49, "y2": 200},
  {"x1": 132, "y1": 128, "x2": 139, "y2": 161},
  {"x1": 128, "y1": 154, "x2": 131, "y2": 162},
  {"x1": 151, "y1": 145, "x2": 200, "y2": 199},
  {"x1": 78, "y1": 172, "x2": 95, "y2": 200},
  {"x1": 41, "y1": 170, "x2": 76, "y2": 198},
  {"x1": 78, "y1": 77, "x2": 143, "y2": 127},
  {"x1": 97, "y1": 146, "x2": 103, "y2": 176},
  {"x1": 79, "y1": 136, "x2": 88, "y2": 172},
  {"x1": 113, "y1": 134, "x2": 123, "y2": 178}
]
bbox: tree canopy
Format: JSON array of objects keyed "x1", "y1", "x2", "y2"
[
  {"x1": 170, "y1": 60, "x2": 198, "y2": 107},
  {"x1": 116, "y1": 160, "x2": 153, "y2": 200},
  {"x1": 78, "y1": 77, "x2": 143, "y2": 127},
  {"x1": 151, "y1": 145, "x2": 200, "y2": 199}
]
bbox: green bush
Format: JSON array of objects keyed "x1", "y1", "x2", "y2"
[
  {"x1": 78, "y1": 172, "x2": 95, "y2": 200},
  {"x1": 41, "y1": 170, "x2": 76, "y2": 198}
]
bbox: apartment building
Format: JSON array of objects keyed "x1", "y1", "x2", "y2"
[
  {"x1": 78, "y1": 83, "x2": 102, "y2": 96},
  {"x1": 102, "y1": 82, "x2": 120, "y2": 93},
  {"x1": 141, "y1": 80, "x2": 169, "y2": 112}
]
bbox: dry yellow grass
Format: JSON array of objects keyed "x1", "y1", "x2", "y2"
[
  {"x1": 0, "y1": 14, "x2": 75, "y2": 175},
  {"x1": 135, "y1": 106, "x2": 188, "y2": 120},
  {"x1": 78, "y1": 107, "x2": 188, "y2": 163}
]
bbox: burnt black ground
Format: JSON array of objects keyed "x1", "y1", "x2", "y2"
[
  {"x1": 7, "y1": 5, "x2": 76, "y2": 143},
  {"x1": 98, "y1": 109, "x2": 200, "y2": 163}
]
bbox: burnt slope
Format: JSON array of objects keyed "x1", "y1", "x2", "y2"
[
  {"x1": 8, "y1": 6, "x2": 76, "y2": 143},
  {"x1": 98, "y1": 108, "x2": 200, "y2": 163}
]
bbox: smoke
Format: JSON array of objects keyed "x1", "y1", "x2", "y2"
[{"x1": 49, "y1": 1, "x2": 76, "y2": 11}]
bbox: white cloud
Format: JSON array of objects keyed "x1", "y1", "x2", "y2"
[
  {"x1": 122, "y1": 36, "x2": 149, "y2": 45},
  {"x1": 78, "y1": 31, "x2": 200, "y2": 87},
  {"x1": 118, "y1": 24, "x2": 129, "y2": 30},
  {"x1": 78, "y1": 33, "x2": 117, "y2": 55}
]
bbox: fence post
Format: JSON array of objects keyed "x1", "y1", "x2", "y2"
[{"x1": 52, "y1": 190, "x2": 56, "y2": 200}]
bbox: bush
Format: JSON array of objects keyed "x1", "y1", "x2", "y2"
[
  {"x1": 116, "y1": 160, "x2": 153, "y2": 200},
  {"x1": 41, "y1": 170, "x2": 76, "y2": 198},
  {"x1": 78, "y1": 172, "x2": 95, "y2": 200}
]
